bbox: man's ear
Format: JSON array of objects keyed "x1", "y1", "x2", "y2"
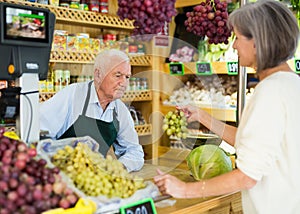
[{"x1": 94, "y1": 68, "x2": 100, "y2": 81}]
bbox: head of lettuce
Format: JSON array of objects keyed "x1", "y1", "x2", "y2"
[{"x1": 186, "y1": 144, "x2": 233, "y2": 180}]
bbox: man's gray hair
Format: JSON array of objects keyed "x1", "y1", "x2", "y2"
[{"x1": 94, "y1": 49, "x2": 130, "y2": 75}]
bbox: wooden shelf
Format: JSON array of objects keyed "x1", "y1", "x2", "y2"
[
  {"x1": 135, "y1": 124, "x2": 152, "y2": 136},
  {"x1": 162, "y1": 104, "x2": 236, "y2": 122},
  {"x1": 50, "y1": 51, "x2": 152, "y2": 66},
  {"x1": 39, "y1": 90, "x2": 152, "y2": 103},
  {"x1": 5, "y1": 124, "x2": 152, "y2": 137},
  {"x1": 0, "y1": 0, "x2": 134, "y2": 30}
]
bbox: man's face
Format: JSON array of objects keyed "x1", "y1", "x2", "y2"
[{"x1": 96, "y1": 61, "x2": 131, "y2": 101}]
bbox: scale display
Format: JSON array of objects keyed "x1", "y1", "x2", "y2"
[{"x1": 0, "y1": 3, "x2": 51, "y2": 46}]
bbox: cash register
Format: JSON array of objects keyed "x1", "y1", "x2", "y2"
[{"x1": 0, "y1": 2, "x2": 55, "y2": 143}]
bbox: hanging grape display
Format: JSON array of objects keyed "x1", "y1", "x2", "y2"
[
  {"x1": 184, "y1": 0, "x2": 232, "y2": 44},
  {"x1": 117, "y1": 0, "x2": 177, "y2": 38}
]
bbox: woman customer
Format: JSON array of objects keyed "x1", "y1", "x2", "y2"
[{"x1": 154, "y1": 1, "x2": 300, "y2": 213}]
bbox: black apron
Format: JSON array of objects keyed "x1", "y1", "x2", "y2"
[{"x1": 58, "y1": 81, "x2": 119, "y2": 156}]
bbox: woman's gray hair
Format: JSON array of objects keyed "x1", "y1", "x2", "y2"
[
  {"x1": 228, "y1": 0, "x2": 299, "y2": 73},
  {"x1": 94, "y1": 49, "x2": 130, "y2": 75}
]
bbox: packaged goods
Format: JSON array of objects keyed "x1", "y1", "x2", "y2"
[
  {"x1": 70, "y1": 0, "x2": 80, "y2": 9},
  {"x1": 52, "y1": 30, "x2": 67, "y2": 51},
  {"x1": 90, "y1": 38, "x2": 101, "y2": 53},
  {"x1": 79, "y1": 0, "x2": 89, "y2": 11},
  {"x1": 59, "y1": 0, "x2": 70, "y2": 7},
  {"x1": 88, "y1": 0, "x2": 99, "y2": 12},
  {"x1": 39, "y1": 80, "x2": 46, "y2": 92},
  {"x1": 64, "y1": 70, "x2": 70, "y2": 87},
  {"x1": 76, "y1": 33, "x2": 90, "y2": 52},
  {"x1": 67, "y1": 34, "x2": 77, "y2": 52},
  {"x1": 54, "y1": 69, "x2": 63, "y2": 91}
]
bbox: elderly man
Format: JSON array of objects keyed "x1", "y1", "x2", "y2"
[{"x1": 40, "y1": 49, "x2": 144, "y2": 172}]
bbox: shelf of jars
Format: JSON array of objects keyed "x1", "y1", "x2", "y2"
[
  {"x1": 50, "y1": 51, "x2": 152, "y2": 66},
  {"x1": 0, "y1": 0, "x2": 134, "y2": 29}
]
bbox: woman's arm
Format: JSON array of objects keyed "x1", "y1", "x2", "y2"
[
  {"x1": 154, "y1": 168, "x2": 256, "y2": 199},
  {"x1": 178, "y1": 105, "x2": 237, "y2": 147}
]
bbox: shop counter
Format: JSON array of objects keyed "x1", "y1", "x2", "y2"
[{"x1": 132, "y1": 146, "x2": 243, "y2": 214}]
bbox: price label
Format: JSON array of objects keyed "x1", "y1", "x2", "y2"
[
  {"x1": 120, "y1": 198, "x2": 157, "y2": 214},
  {"x1": 227, "y1": 61, "x2": 238, "y2": 75},
  {"x1": 169, "y1": 62, "x2": 184, "y2": 75},
  {"x1": 295, "y1": 59, "x2": 300, "y2": 74},
  {"x1": 196, "y1": 62, "x2": 212, "y2": 75}
]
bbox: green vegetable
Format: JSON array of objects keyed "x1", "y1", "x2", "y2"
[{"x1": 186, "y1": 144, "x2": 233, "y2": 180}]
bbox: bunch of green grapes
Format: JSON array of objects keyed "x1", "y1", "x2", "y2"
[
  {"x1": 51, "y1": 143, "x2": 146, "y2": 198},
  {"x1": 162, "y1": 110, "x2": 188, "y2": 139}
]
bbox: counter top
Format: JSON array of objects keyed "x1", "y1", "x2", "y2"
[{"x1": 132, "y1": 146, "x2": 242, "y2": 214}]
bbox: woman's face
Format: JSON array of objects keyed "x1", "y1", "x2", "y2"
[
  {"x1": 95, "y1": 61, "x2": 131, "y2": 101},
  {"x1": 232, "y1": 28, "x2": 256, "y2": 68}
]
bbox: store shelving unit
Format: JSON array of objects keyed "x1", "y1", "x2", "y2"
[{"x1": 0, "y1": 0, "x2": 156, "y2": 155}]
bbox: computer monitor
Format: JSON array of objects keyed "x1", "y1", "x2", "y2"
[{"x1": 0, "y1": 2, "x2": 55, "y2": 80}]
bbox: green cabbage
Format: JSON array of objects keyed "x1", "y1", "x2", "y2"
[{"x1": 186, "y1": 144, "x2": 233, "y2": 180}]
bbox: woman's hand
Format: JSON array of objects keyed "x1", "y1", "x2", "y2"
[
  {"x1": 153, "y1": 169, "x2": 187, "y2": 198},
  {"x1": 176, "y1": 105, "x2": 201, "y2": 123}
]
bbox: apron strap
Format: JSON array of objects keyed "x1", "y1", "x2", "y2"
[{"x1": 82, "y1": 81, "x2": 93, "y2": 116}]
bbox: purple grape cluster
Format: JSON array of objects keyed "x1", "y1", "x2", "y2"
[
  {"x1": 0, "y1": 128, "x2": 78, "y2": 214},
  {"x1": 117, "y1": 0, "x2": 177, "y2": 38},
  {"x1": 184, "y1": 0, "x2": 232, "y2": 44}
]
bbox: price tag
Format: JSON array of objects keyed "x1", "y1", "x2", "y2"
[
  {"x1": 295, "y1": 59, "x2": 300, "y2": 74},
  {"x1": 169, "y1": 62, "x2": 184, "y2": 75},
  {"x1": 227, "y1": 61, "x2": 238, "y2": 75},
  {"x1": 120, "y1": 198, "x2": 157, "y2": 214},
  {"x1": 196, "y1": 62, "x2": 212, "y2": 75}
]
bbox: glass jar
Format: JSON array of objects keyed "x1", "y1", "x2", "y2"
[
  {"x1": 129, "y1": 78, "x2": 137, "y2": 91},
  {"x1": 136, "y1": 78, "x2": 141, "y2": 90},
  {"x1": 140, "y1": 77, "x2": 148, "y2": 90}
]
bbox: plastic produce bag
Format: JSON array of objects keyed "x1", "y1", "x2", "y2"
[{"x1": 37, "y1": 136, "x2": 160, "y2": 213}]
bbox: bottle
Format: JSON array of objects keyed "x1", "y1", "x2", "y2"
[
  {"x1": 46, "y1": 65, "x2": 54, "y2": 92},
  {"x1": 140, "y1": 77, "x2": 148, "y2": 90},
  {"x1": 64, "y1": 70, "x2": 70, "y2": 87},
  {"x1": 129, "y1": 78, "x2": 137, "y2": 91},
  {"x1": 88, "y1": 0, "x2": 99, "y2": 12},
  {"x1": 79, "y1": 0, "x2": 89, "y2": 11},
  {"x1": 136, "y1": 78, "x2": 141, "y2": 90},
  {"x1": 59, "y1": 0, "x2": 70, "y2": 7},
  {"x1": 54, "y1": 70, "x2": 63, "y2": 91}
]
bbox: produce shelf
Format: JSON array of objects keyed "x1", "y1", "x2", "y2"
[
  {"x1": 0, "y1": 0, "x2": 134, "y2": 30},
  {"x1": 162, "y1": 104, "x2": 236, "y2": 122},
  {"x1": 50, "y1": 51, "x2": 152, "y2": 66}
]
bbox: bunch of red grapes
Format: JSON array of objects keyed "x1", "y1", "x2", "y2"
[
  {"x1": 117, "y1": 0, "x2": 177, "y2": 38},
  {"x1": 0, "y1": 127, "x2": 78, "y2": 214},
  {"x1": 184, "y1": 0, "x2": 232, "y2": 44}
]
